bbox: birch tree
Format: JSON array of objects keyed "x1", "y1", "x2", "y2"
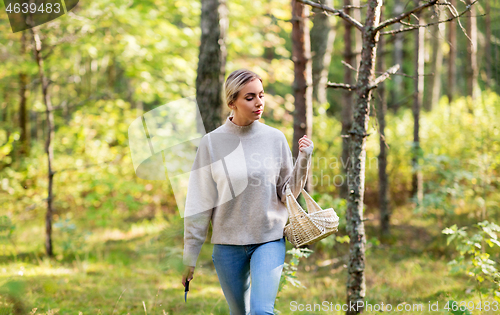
[
  {"x1": 411, "y1": 4, "x2": 425, "y2": 206},
  {"x1": 31, "y1": 27, "x2": 56, "y2": 257}
]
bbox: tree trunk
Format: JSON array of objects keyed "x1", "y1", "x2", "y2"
[
  {"x1": 31, "y1": 28, "x2": 55, "y2": 258},
  {"x1": 465, "y1": 0, "x2": 478, "y2": 105},
  {"x1": 376, "y1": 8, "x2": 390, "y2": 238},
  {"x1": 391, "y1": 0, "x2": 405, "y2": 112},
  {"x1": 291, "y1": 0, "x2": 313, "y2": 192},
  {"x1": 447, "y1": 0, "x2": 457, "y2": 104},
  {"x1": 311, "y1": 0, "x2": 336, "y2": 106},
  {"x1": 340, "y1": 0, "x2": 356, "y2": 199},
  {"x1": 426, "y1": 10, "x2": 444, "y2": 111},
  {"x1": 2, "y1": 90, "x2": 10, "y2": 140},
  {"x1": 411, "y1": 5, "x2": 424, "y2": 206},
  {"x1": 196, "y1": 0, "x2": 228, "y2": 133},
  {"x1": 485, "y1": 0, "x2": 492, "y2": 88},
  {"x1": 19, "y1": 32, "x2": 30, "y2": 157},
  {"x1": 346, "y1": 1, "x2": 383, "y2": 312},
  {"x1": 352, "y1": 0, "x2": 362, "y2": 74}
]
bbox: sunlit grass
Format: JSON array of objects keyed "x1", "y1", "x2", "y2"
[{"x1": 0, "y1": 208, "x2": 498, "y2": 315}]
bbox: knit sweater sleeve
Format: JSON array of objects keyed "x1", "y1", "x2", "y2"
[
  {"x1": 183, "y1": 135, "x2": 217, "y2": 267},
  {"x1": 276, "y1": 135, "x2": 314, "y2": 204}
]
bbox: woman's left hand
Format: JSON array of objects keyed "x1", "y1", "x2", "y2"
[{"x1": 298, "y1": 135, "x2": 314, "y2": 153}]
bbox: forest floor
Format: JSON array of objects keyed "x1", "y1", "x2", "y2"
[{"x1": 0, "y1": 205, "x2": 497, "y2": 315}]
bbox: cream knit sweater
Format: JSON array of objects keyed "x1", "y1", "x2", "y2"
[{"x1": 183, "y1": 116, "x2": 313, "y2": 267}]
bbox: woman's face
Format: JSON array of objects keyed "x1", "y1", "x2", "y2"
[{"x1": 230, "y1": 79, "x2": 265, "y2": 126}]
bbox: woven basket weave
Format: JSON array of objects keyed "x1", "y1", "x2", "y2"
[{"x1": 283, "y1": 183, "x2": 339, "y2": 248}]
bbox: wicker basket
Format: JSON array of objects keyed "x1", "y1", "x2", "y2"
[{"x1": 283, "y1": 183, "x2": 339, "y2": 248}]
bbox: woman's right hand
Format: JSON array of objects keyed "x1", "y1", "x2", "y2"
[{"x1": 182, "y1": 266, "x2": 195, "y2": 287}]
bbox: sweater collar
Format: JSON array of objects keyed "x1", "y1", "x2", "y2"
[{"x1": 223, "y1": 116, "x2": 261, "y2": 135}]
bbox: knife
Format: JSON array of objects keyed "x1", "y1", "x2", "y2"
[{"x1": 184, "y1": 279, "x2": 190, "y2": 302}]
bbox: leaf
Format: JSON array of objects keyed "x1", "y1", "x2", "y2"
[
  {"x1": 442, "y1": 225, "x2": 457, "y2": 235},
  {"x1": 490, "y1": 239, "x2": 500, "y2": 247}
]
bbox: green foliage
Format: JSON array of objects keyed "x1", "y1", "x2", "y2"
[
  {"x1": 278, "y1": 247, "x2": 314, "y2": 292},
  {"x1": 0, "y1": 215, "x2": 16, "y2": 241},
  {"x1": 443, "y1": 221, "x2": 500, "y2": 302},
  {"x1": 53, "y1": 215, "x2": 92, "y2": 259}
]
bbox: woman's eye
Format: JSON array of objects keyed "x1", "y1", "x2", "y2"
[{"x1": 246, "y1": 98, "x2": 253, "y2": 101}]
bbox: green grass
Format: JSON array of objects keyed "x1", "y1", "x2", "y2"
[{"x1": 0, "y1": 208, "x2": 498, "y2": 315}]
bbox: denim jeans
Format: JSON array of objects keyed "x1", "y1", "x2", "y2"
[{"x1": 212, "y1": 236, "x2": 286, "y2": 315}]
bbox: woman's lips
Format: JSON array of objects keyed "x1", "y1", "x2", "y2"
[{"x1": 254, "y1": 110, "x2": 262, "y2": 114}]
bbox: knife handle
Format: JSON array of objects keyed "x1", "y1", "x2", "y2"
[{"x1": 185, "y1": 279, "x2": 190, "y2": 292}]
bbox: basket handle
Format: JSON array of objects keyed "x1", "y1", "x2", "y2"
[
  {"x1": 285, "y1": 183, "x2": 304, "y2": 218},
  {"x1": 301, "y1": 188, "x2": 323, "y2": 214}
]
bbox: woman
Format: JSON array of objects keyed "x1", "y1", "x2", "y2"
[{"x1": 182, "y1": 69, "x2": 313, "y2": 314}]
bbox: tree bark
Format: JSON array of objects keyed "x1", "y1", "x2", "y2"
[
  {"x1": 292, "y1": 0, "x2": 313, "y2": 192},
  {"x1": 391, "y1": 0, "x2": 405, "y2": 112},
  {"x1": 340, "y1": 0, "x2": 357, "y2": 199},
  {"x1": 346, "y1": 1, "x2": 383, "y2": 312},
  {"x1": 485, "y1": 0, "x2": 492, "y2": 88},
  {"x1": 2, "y1": 90, "x2": 10, "y2": 140},
  {"x1": 411, "y1": 5, "x2": 424, "y2": 206},
  {"x1": 465, "y1": 0, "x2": 478, "y2": 105},
  {"x1": 376, "y1": 8, "x2": 390, "y2": 238},
  {"x1": 311, "y1": 0, "x2": 336, "y2": 106},
  {"x1": 426, "y1": 10, "x2": 444, "y2": 111},
  {"x1": 196, "y1": 0, "x2": 228, "y2": 133},
  {"x1": 31, "y1": 28, "x2": 55, "y2": 258},
  {"x1": 19, "y1": 32, "x2": 30, "y2": 157},
  {"x1": 447, "y1": 0, "x2": 457, "y2": 104}
]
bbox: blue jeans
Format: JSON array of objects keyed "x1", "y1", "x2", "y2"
[{"x1": 212, "y1": 236, "x2": 286, "y2": 315}]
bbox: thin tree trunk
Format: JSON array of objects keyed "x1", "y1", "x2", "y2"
[
  {"x1": 311, "y1": 0, "x2": 336, "y2": 105},
  {"x1": 465, "y1": 0, "x2": 478, "y2": 105},
  {"x1": 376, "y1": 8, "x2": 390, "y2": 238},
  {"x1": 2, "y1": 90, "x2": 10, "y2": 140},
  {"x1": 292, "y1": 0, "x2": 313, "y2": 192},
  {"x1": 264, "y1": 0, "x2": 276, "y2": 95},
  {"x1": 196, "y1": 0, "x2": 228, "y2": 133},
  {"x1": 19, "y1": 32, "x2": 30, "y2": 157},
  {"x1": 340, "y1": 0, "x2": 354, "y2": 199},
  {"x1": 391, "y1": 0, "x2": 405, "y2": 112},
  {"x1": 411, "y1": 6, "x2": 424, "y2": 206},
  {"x1": 31, "y1": 28, "x2": 55, "y2": 258},
  {"x1": 346, "y1": 1, "x2": 383, "y2": 312},
  {"x1": 426, "y1": 10, "x2": 444, "y2": 111},
  {"x1": 485, "y1": 0, "x2": 492, "y2": 88},
  {"x1": 352, "y1": 0, "x2": 362, "y2": 75},
  {"x1": 447, "y1": 0, "x2": 457, "y2": 103}
]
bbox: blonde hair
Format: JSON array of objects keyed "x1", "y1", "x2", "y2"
[{"x1": 224, "y1": 69, "x2": 262, "y2": 118}]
